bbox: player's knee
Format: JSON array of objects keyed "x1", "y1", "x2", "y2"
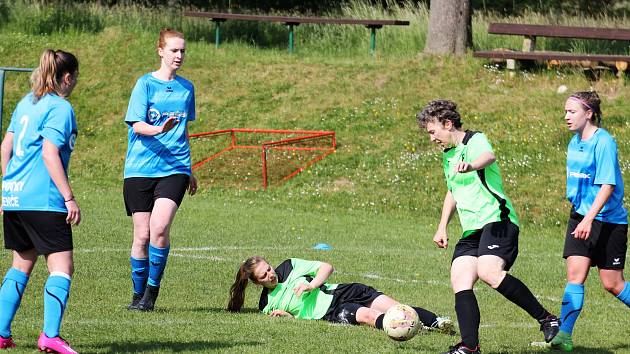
[
  {"x1": 601, "y1": 279, "x2": 623, "y2": 295},
  {"x1": 477, "y1": 267, "x2": 502, "y2": 288}
]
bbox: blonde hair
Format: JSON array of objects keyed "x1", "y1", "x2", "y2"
[
  {"x1": 157, "y1": 28, "x2": 185, "y2": 53},
  {"x1": 30, "y1": 49, "x2": 78, "y2": 102},
  {"x1": 227, "y1": 256, "x2": 266, "y2": 312}
]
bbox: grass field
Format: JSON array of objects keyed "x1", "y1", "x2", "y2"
[{"x1": 1, "y1": 1, "x2": 630, "y2": 353}]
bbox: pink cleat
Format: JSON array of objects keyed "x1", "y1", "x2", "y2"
[
  {"x1": 0, "y1": 336, "x2": 16, "y2": 349},
  {"x1": 37, "y1": 333, "x2": 77, "y2": 354}
]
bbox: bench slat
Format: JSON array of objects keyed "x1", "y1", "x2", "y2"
[
  {"x1": 184, "y1": 11, "x2": 409, "y2": 26},
  {"x1": 473, "y1": 50, "x2": 630, "y2": 62},
  {"x1": 488, "y1": 23, "x2": 630, "y2": 41}
]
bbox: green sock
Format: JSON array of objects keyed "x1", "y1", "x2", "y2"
[{"x1": 551, "y1": 331, "x2": 573, "y2": 352}]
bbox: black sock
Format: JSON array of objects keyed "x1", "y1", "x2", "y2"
[
  {"x1": 455, "y1": 289, "x2": 480, "y2": 348},
  {"x1": 495, "y1": 274, "x2": 548, "y2": 322},
  {"x1": 375, "y1": 314, "x2": 384, "y2": 330},
  {"x1": 413, "y1": 306, "x2": 437, "y2": 327}
]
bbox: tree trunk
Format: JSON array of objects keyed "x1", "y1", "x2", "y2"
[{"x1": 424, "y1": 0, "x2": 472, "y2": 56}]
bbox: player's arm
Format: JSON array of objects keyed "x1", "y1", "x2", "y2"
[
  {"x1": 42, "y1": 139, "x2": 80, "y2": 226},
  {"x1": 294, "y1": 262, "x2": 334, "y2": 297},
  {"x1": 434, "y1": 190, "x2": 456, "y2": 249},
  {"x1": 186, "y1": 126, "x2": 197, "y2": 196},
  {"x1": 454, "y1": 151, "x2": 496, "y2": 173},
  {"x1": 131, "y1": 119, "x2": 178, "y2": 136},
  {"x1": 572, "y1": 184, "x2": 614, "y2": 240},
  {"x1": 1, "y1": 132, "x2": 14, "y2": 176},
  {"x1": 269, "y1": 309, "x2": 293, "y2": 317}
]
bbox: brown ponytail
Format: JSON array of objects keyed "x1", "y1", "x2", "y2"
[
  {"x1": 31, "y1": 49, "x2": 79, "y2": 102},
  {"x1": 569, "y1": 91, "x2": 602, "y2": 127},
  {"x1": 227, "y1": 256, "x2": 265, "y2": 312}
]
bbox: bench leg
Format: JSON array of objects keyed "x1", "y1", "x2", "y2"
[
  {"x1": 215, "y1": 21, "x2": 221, "y2": 49},
  {"x1": 616, "y1": 61, "x2": 628, "y2": 83},
  {"x1": 370, "y1": 27, "x2": 377, "y2": 55},
  {"x1": 288, "y1": 24, "x2": 295, "y2": 53},
  {"x1": 506, "y1": 59, "x2": 518, "y2": 77}
]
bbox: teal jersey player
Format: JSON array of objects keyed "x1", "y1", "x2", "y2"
[
  {"x1": 2, "y1": 93, "x2": 77, "y2": 212},
  {"x1": 417, "y1": 99, "x2": 558, "y2": 354}
]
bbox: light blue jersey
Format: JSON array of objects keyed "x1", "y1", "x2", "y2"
[
  {"x1": 2, "y1": 93, "x2": 77, "y2": 212},
  {"x1": 123, "y1": 73, "x2": 195, "y2": 178},
  {"x1": 566, "y1": 128, "x2": 627, "y2": 224}
]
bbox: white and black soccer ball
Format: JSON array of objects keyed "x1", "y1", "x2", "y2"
[{"x1": 382, "y1": 304, "x2": 421, "y2": 341}]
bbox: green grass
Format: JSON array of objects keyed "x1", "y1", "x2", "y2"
[{"x1": 1, "y1": 2, "x2": 630, "y2": 353}]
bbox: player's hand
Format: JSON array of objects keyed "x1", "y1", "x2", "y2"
[
  {"x1": 188, "y1": 174, "x2": 198, "y2": 196},
  {"x1": 433, "y1": 230, "x2": 448, "y2": 249},
  {"x1": 65, "y1": 199, "x2": 81, "y2": 226},
  {"x1": 270, "y1": 309, "x2": 292, "y2": 317},
  {"x1": 159, "y1": 116, "x2": 179, "y2": 134},
  {"x1": 572, "y1": 218, "x2": 592, "y2": 240},
  {"x1": 293, "y1": 283, "x2": 314, "y2": 297},
  {"x1": 454, "y1": 161, "x2": 473, "y2": 173}
]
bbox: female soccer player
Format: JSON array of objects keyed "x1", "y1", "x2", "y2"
[
  {"x1": 123, "y1": 28, "x2": 197, "y2": 311},
  {"x1": 228, "y1": 256, "x2": 454, "y2": 334},
  {"x1": 550, "y1": 91, "x2": 630, "y2": 352},
  {"x1": 0, "y1": 49, "x2": 80, "y2": 353},
  {"x1": 416, "y1": 100, "x2": 559, "y2": 354}
]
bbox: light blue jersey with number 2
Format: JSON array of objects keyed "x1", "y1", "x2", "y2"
[
  {"x1": 2, "y1": 92, "x2": 77, "y2": 212},
  {"x1": 123, "y1": 73, "x2": 195, "y2": 178}
]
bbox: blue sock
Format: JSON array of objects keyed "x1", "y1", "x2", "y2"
[
  {"x1": 43, "y1": 274, "x2": 71, "y2": 338},
  {"x1": 0, "y1": 268, "x2": 29, "y2": 338},
  {"x1": 559, "y1": 283, "x2": 584, "y2": 335},
  {"x1": 616, "y1": 282, "x2": 630, "y2": 307},
  {"x1": 130, "y1": 257, "x2": 149, "y2": 295},
  {"x1": 147, "y1": 244, "x2": 170, "y2": 288}
]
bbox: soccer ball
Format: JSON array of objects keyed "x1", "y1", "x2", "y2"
[{"x1": 382, "y1": 304, "x2": 421, "y2": 341}]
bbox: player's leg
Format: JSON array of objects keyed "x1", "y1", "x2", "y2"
[
  {"x1": 597, "y1": 221, "x2": 629, "y2": 306},
  {"x1": 129, "y1": 212, "x2": 151, "y2": 309},
  {"x1": 136, "y1": 198, "x2": 177, "y2": 311},
  {"x1": 477, "y1": 221, "x2": 558, "y2": 342},
  {"x1": 0, "y1": 249, "x2": 36, "y2": 349},
  {"x1": 39, "y1": 250, "x2": 77, "y2": 354},
  {"x1": 124, "y1": 177, "x2": 155, "y2": 310},
  {"x1": 137, "y1": 174, "x2": 190, "y2": 311},
  {"x1": 449, "y1": 255, "x2": 480, "y2": 353},
  {"x1": 369, "y1": 293, "x2": 452, "y2": 333}
]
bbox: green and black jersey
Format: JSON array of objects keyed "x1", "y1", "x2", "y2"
[
  {"x1": 258, "y1": 258, "x2": 338, "y2": 320},
  {"x1": 443, "y1": 131, "x2": 519, "y2": 238}
]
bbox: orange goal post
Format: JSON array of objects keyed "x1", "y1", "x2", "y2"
[{"x1": 189, "y1": 128, "x2": 336, "y2": 189}]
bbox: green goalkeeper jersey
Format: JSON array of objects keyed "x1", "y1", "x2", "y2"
[
  {"x1": 443, "y1": 131, "x2": 519, "y2": 238},
  {"x1": 259, "y1": 258, "x2": 338, "y2": 320}
]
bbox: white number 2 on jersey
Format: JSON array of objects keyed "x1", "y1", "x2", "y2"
[{"x1": 14, "y1": 115, "x2": 29, "y2": 157}]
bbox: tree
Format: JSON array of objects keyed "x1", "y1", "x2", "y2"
[{"x1": 424, "y1": 0, "x2": 472, "y2": 56}]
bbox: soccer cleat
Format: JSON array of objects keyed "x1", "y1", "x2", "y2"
[
  {"x1": 442, "y1": 342, "x2": 481, "y2": 354},
  {"x1": 539, "y1": 314, "x2": 560, "y2": 342},
  {"x1": 427, "y1": 316, "x2": 456, "y2": 335},
  {"x1": 37, "y1": 332, "x2": 77, "y2": 354},
  {"x1": 550, "y1": 331, "x2": 573, "y2": 352},
  {"x1": 127, "y1": 293, "x2": 143, "y2": 311},
  {"x1": 136, "y1": 284, "x2": 159, "y2": 312},
  {"x1": 0, "y1": 336, "x2": 16, "y2": 349}
]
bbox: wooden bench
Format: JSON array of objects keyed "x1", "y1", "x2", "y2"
[
  {"x1": 184, "y1": 12, "x2": 409, "y2": 54},
  {"x1": 473, "y1": 23, "x2": 630, "y2": 77}
]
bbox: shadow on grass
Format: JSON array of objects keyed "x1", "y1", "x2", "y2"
[
  {"x1": 486, "y1": 345, "x2": 624, "y2": 354},
  {"x1": 82, "y1": 339, "x2": 263, "y2": 353},
  {"x1": 185, "y1": 306, "x2": 260, "y2": 314}
]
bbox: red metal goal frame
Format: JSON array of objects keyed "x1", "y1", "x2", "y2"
[{"x1": 190, "y1": 128, "x2": 336, "y2": 189}]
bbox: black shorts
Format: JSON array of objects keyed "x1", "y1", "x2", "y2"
[
  {"x1": 123, "y1": 174, "x2": 190, "y2": 216},
  {"x1": 564, "y1": 211, "x2": 628, "y2": 269},
  {"x1": 452, "y1": 220, "x2": 520, "y2": 271},
  {"x1": 323, "y1": 283, "x2": 383, "y2": 325},
  {"x1": 3, "y1": 211, "x2": 73, "y2": 255}
]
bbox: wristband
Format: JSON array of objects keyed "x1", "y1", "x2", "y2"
[{"x1": 64, "y1": 196, "x2": 74, "y2": 203}]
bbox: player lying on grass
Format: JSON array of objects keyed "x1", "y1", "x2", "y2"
[{"x1": 228, "y1": 256, "x2": 454, "y2": 334}]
